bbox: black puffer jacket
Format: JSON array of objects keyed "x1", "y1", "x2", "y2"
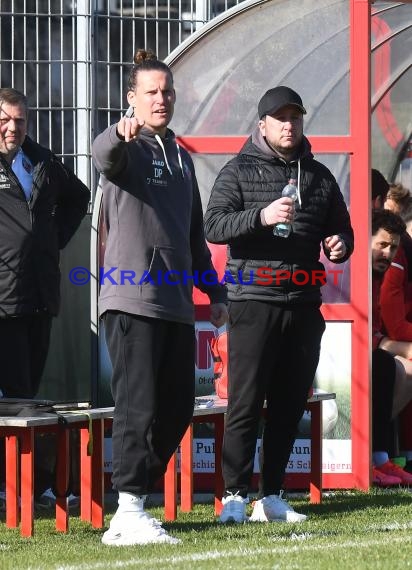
[
  {"x1": 204, "y1": 128, "x2": 354, "y2": 304},
  {"x1": 0, "y1": 137, "x2": 90, "y2": 317}
]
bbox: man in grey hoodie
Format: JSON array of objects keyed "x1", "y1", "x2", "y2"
[{"x1": 92, "y1": 50, "x2": 227, "y2": 546}]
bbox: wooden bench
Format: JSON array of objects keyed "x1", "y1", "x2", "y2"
[
  {"x1": 0, "y1": 406, "x2": 114, "y2": 537},
  {"x1": 164, "y1": 391, "x2": 336, "y2": 520},
  {"x1": 0, "y1": 391, "x2": 336, "y2": 534}
]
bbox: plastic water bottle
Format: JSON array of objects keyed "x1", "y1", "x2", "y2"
[{"x1": 273, "y1": 178, "x2": 298, "y2": 238}]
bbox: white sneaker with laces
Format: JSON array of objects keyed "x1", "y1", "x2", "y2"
[
  {"x1": 219, "y1": 492, "x2": 249, "y2": 523},
  {"x1": 102, "y1": 495, "x2": 181, "y2": 546},
  {"x1": 250, "y1": 491, "x2": 307, "y2": 523}
]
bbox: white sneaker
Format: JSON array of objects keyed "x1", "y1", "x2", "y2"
[
  {"x1": 219, "y1": 492, "x2": 249, "y2": 523},
  {"x1": 250, "y1": 491, "x2": 307, "y2": 523},
  {"x1": 102, "y1": 496, "x2": 181, "y2": 546}
]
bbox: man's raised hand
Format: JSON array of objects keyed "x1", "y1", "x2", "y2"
[{"x1": 117, "y1": 116, "x2": 145, "y2": 142}]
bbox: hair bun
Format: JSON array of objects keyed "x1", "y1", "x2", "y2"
[{"x1": 133, "y1": 49, "x2": 157, "y2": 65}]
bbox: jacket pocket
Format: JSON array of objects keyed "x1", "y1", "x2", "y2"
[
  {"x1": 140, "y1": 246, "x2": 192, "y2": 308},
  {"x1": 228, "y1": 300, "x2": 250, "y2": 328},
  {"x1": 118, "y1": 313, "x2": 131, "y2": 335}
]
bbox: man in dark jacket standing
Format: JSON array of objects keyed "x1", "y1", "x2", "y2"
[
  {"x1": 0, "y1": 87, "x2": 90, "y2": 504},
  {"x1": 204, "y1": 86, "x2": 354, "y2": 523},
  {"x1": 0, "y1": 88, "x2": 90, "y2": 397},
  {"x1": 93, "y1": 50, "x2": 227, "y2": 546}
]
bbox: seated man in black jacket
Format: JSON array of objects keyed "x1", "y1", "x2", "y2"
[
  {"x1": 0, "y1": 87, "x2": 90, "y2": 506},
  {"x1": 204, "y1": 86, "x2": 354, "y2": 523}
]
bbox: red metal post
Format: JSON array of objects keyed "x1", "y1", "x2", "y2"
[
  {"x1": 19, "y1": 428, "x2": 34, "y2": 538},
  {"x1": 175, "y1": 0, "x2": 373, "y2": 494},
  {"x1": 180, "y1": 425, "x2": 194, "y2": 512},
  {"x1": 80, "y1": 426, "x2": 92, "y2": 522},
  {"x1": 350, "y1": 0, "x2": 372, "y2": 491},
  {"x1": 213, "y1": 414, "x2": 224, "y2": 516},
  {"x1": 308, "y1": 401, "x2": 323, "y2": 504},
  {"x1": 55, "y1": 428, "x2": 70, "y2": 532},
  {"x1": 164, "y1": 452, "x2": 177, "y2": 521},
  {"x1": 5, "y1": 435, "x2": 19, "y2": 528},
  {"x1": 91, "y1": 419, "x2": 105, "y2": 528}
]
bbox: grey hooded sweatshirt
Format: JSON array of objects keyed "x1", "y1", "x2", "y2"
[{"x1": 92, "y1": 124, "x2": 226, "y2": 324}]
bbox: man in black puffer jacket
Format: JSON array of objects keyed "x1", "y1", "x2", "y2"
[{"x1": 204, "y1": 86, "x2": 354, "y2": 524}]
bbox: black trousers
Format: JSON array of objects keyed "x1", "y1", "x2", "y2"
[
  {"x1": 0, "y1": 313, "x2": 53, "y2": 496},
  {"x1": 103, "y1": 311, "x2": 195, "y2": 495},
  {"x1": 223, "y1": 300, "x2": 325, "y2": 498},
  {"x1": 0, "y1": 313, "x2": 52, "y2": 398},
  {"x1": 372, "y1": 348, "x2": 397, "y2": 457}
]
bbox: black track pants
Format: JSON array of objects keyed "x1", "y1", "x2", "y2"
[
  {"x1": 223, "y1": 300, "x2": 325, "y2": 498},
  {"x1": 372, "y1": 348, "x2": 397, "y2": 457},
  {"x1": 103, "y1": 311, "x2": 195, "y2": 495}
]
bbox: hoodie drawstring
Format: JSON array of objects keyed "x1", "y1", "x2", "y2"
[
  {"x1": 154, "y1": 134, "x2": 184, "y2": 179},
  {"x1": 176, "y1": 143, "x2": 184, "y2": 178},
  {"x1": 297, "y1": 159, "x2": 302, "y2": 207}
]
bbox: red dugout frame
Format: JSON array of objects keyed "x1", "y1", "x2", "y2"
[{"x1": 181, "y1": 0, "x2": 371, "y2": 491}]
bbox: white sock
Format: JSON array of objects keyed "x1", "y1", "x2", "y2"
[
  {"x1": 117, "y1": 492, "x2": 146, "y2": 512},
  {"x1": 373, "y1": 451, "x2": 389, "y2": 467}
]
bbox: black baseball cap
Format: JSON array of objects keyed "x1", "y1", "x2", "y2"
[{"x1": 258, "y1": 86, "x2": 307, "y2": 119}]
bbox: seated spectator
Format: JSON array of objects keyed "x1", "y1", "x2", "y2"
[
  {"x1": 379, "y1": 184, "x2": 412, "y2": 469},
  {"x1": 402, "y1": 202, "x2": 412, "y2": 238},
  {"x1": 371, "y1": 168, "x2": 390, "y2": 209},
  {"x1": 384, "y1": 182, "x2": 411, "y2": 215},
  {"x1": 380, "y1": 183, "x2": 412, "y2": 341},
  {"x1": 371, "y1": 209, "x2": 412, "y2": 485}
]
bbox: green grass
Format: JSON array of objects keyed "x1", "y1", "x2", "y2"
[{"x1": 1, "y1": 490, "x2": 412, "y2": 569}]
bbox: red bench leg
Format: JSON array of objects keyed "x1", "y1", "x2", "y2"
[
  {"x1": 162, "y1": 408, "x2": 226, "y2": 520},
  {"x1": 55, "y1": 428, "x2": 70, "y2": 532},
  {"x1": 19, "y1": 428, "x2": 34, "y2": 537},
  {"x1": 80, "y1": 425, "x2": 92, "y2": 522},
  {"x1": 164, "y1": 452, "x2": 177, "y2": 521},
  {"x1": 308, "y1": 400, "x2": 323, "y2": 504},
  {"x1": 180, "y1": 425, "x2": 193, "y2": 512},
  {"x1": 179, "y1": 415, "x2": 225, "y2": 517},
  {"x1": 5, "y1": 435, "x2": 19, "y2": 528},
  {"x1": 214, "y1": 415, "x2": 224, "y2": 516},
  {"x1": 91, "y1": 419, "x2": 105, "y2": 528}
]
